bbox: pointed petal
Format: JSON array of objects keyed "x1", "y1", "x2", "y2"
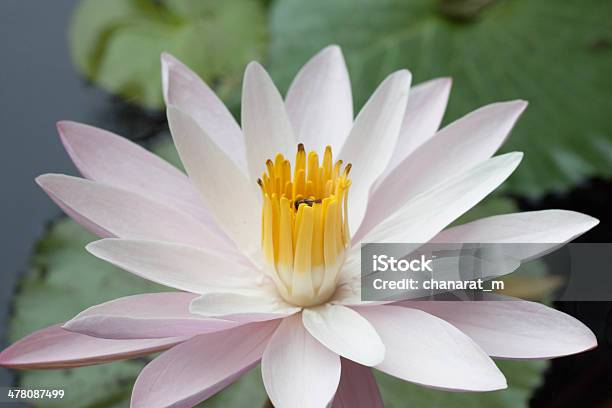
[
  {"x1": 339, "y1": 70, "x2": 412, "y2": 234},
  {"x1": 362, "y1": 153, "x2": 523, "y2": 245},
  {"x1": 167, "y1": 106, "x2": 260, "y2": 259},
  {"x1": 0, "y1": 325, "x2": 184, "y2": 369},
  {"x1": 383, "y1": 77, "x2": 452, "y2": 174},
  {"x1": 190, "y1": 290, "x2": 300, "y2": 323},
  {"x1": 331, "y1": 358, "x2": 383, "y2": 408},
  {"x1": 285, "y1": 45, "x2": 353, "y2": 154},
  {"x1": 161, "y1": 53, "x2": 247, "y2": 173},
  {"x1": 401, "y1": 295, "x2": 597, "y2": 359},
  {"x1": 262, "y1": 314, "x2": 341, "y2": 408},
  {"x1": 358, "y1": 306, "x2": 507, "y2": 391},
  {"x1": 433, "y1": 210, "x2": 598, "y2": 244},
  {"x1": 86, "y1": 239, "x2": 257, "y2": 294},
  {"x1": 131, "y1": 321, "x2": 278, "y2": 408},
  {"x1": 57, "y1": 121, "x2": 225, "y2": 235},
  {"x1": 63, "y1": 292, "x2": 239, "y2": 339},
  {"x1": 242, "y1": 62, "x2": 295, "y2": 182},
  {"x1": 358, "y1": 101, "x2": 527, "y2": 240},
  {"x1": 302, "y1": 304, "x2": 385, "y2": 366},
  {"x1": 36, "y1": 174, "x2": 228, "y2": 250}
]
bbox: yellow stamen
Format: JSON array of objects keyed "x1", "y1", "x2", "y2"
[{"x1": 258, "y1": 144, "x2": 351, "y2": 306}]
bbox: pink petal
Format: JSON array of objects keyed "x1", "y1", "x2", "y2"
[
  {"x1": 161, "y1": 53, "x2": 247, "y2": 174},
  {"x1": 285, "y1": 45, "x2": 353, "y2": 154},
  {"x1": 360, "y1": 153, "x2": 522, "y2": 245},
  {"x1": 0, "y1": 325, "x2": 185, "y2": 369},
  {"x1": 57, "y1": 121, "x2": 226, "y2": 238},
  {"x1": 357, "y1": 305, "x2": 507, "y2": 391},
  {"x1": 400, "y1": 295, "x2": 597, "y2": 359},
  {"x1": 302, "y1": 304, "x2": 385, "y2": 366},
  {"x1": 86, "y1": 239, "x2": 258, "y2": 294},
  {"x1": 339, "y1": 70, "x2": 412, "y2": 234},
  {"x1": 167, "y1": 106, "x2": 261, "y2": 259},
  {"x1": 331, "y1": 358, "x2": 383, "y2": 408},
  {"x1": 131, "y1": 320, "x2": 279, "y2": 408},
  {"x1": 261, "y1": 314, "x2": 341, "y2": 408},
  {"x1": 36, "y1": 174, "x2": 230, "y2": 251},
  {"x1": 383, "y1": 77, "x2": 452, "y2": 176},
  {"x1": 357, "y1": 101, "x2": 527, "y2": 241},
  {"x1": 63, "y1": 292, "x2": 240, "y2": 339},
  {"x1": 242, "y1": 62, "x2": 296, "y2": 182},
  {"x1": 432, "y1": 210, "x2": 598, "y2": 260},
  {"x1": 190, "y1": 291, "x2": 300, "y2": 323}
]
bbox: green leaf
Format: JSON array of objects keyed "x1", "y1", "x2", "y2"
[
  {"x1": 376, "y1": 360, "x2": 547, "y2": 407},
  {"x1": 69, "y1": 0, "x2": 267, "y2": 109},
  {"x1": 268, "y1": 0, "x2": 612, "y2": 197}
]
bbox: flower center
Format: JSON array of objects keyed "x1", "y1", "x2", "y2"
[{"x1": 258, "y1": 144, "x2": 351, "y2": 307}]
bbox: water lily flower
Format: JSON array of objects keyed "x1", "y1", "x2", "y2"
[{"x1": 0, "y1": 45, "x2": 599, "y2": 408}]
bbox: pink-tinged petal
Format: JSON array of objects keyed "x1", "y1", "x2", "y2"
[
  {"x1": 57, "y1": 121, "x2": 227, "y2": 240},
  {"x1": 400, "y1": 295, "x2": 597, "y2": 359},
  {"x1": 63, "y1": 292, "x2": 239, "y2": 339},
  {"x1": 167, "y1": 106, "x2": 261, "y2": 260},
  {"x1": 262, "y1": 314, "x2": 341, "y2": 408},
  {"x1": 340, "y1": 70, "x2": 412, "y2": 235},
  {"x1": 432, "y1": 210, "x2": 599, "y2": 260},
  {"x1": 190, "y1": 290, "x2": 300, "y2": 323},
  {"x1": 302, "y1": 304, "x2": 385, "y2": 366},
  {"x1": 361, "y1": 153, "x2": 523, "y2": 245},
  {"x1": 161, "y1": 53, "x2": 247, "y2": 173},
  {"x1": 36, "y1": 174, "x2": 229, "y2": 250},
  {"x1": 357, "y1": 305, "x2": 507, "y2": 391},
  {"x1": 242, "y1": 62, "x2": 296, "y2": 183},
  {"x1": 382, "y1": 77, "x2": 452, "y2": 175},
  {"x1": 0, "y1": 325, "x2": 184, "y2": 369},
  {"x1": 131, "y1": 320, "x2": 279, "y2": 408},
  {"x1": 285, "y1": 45, "x2": 353, "y2": 155},
  {"x1": 86, "y1": 239, "x2": 257, "y2": 293},
  {"x1": 357, "y1": 101, "x2": 527, "y2": 241},
  {"x1": 331, "y1": 358, "x2": 383, "y2": 408}
]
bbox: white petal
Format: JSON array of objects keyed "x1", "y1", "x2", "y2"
[
  {"x1": 63, "y1": 292, "x2": 239, "y2": 339},
  {"x1": 285, "y1": 45, "x2": 353, "y2": 154},
  {"x1": 131, "y1": 321, "x2": 278, "y2": 408},
  {"x1": 190, "y1": 290, "x2": 300, "y2": 323},
  {"x1": 331, "y1": 358, "x2": 383, "y2": 408},
  {"x1": 262, "y1": 314, "x2": 341, "y2": 408},
  {"x1": 161, "y1": 53, "x2": 247, "y2": 173},
  {"x1": 358, "y1": 305, "x2": 507, "y2": 391},
  {"x1": 86, "y1": 239, "x2": 256, "y2": 294},
  {"x1": 383, "y1": 77, "x2": 452, "y2": 174},
  {"x1": 340, "y1": 70, "x2": 412, "y2": 235},
  {"x1": 362, "y1": 152, "x2": 523, "y2": 245},
  {"x1": 36, "y1": 174, "x2": 226, "y2": 249},
  {"x1": 357, "y1": 101, "x2": 526, "y2": 241},
  {"x1": 434, "y1": 209, "x2": 598, "y2": 242},
  {"x1": 242, "y1": 62, "x2": 295, "y2": 182},
  {"x1": 167, "y1": 106, "x2": 261, "y2": 259},
  {"x1": 302, "y1": 304, "x2": 385, "y2": 366},
  {"x1": 401, "y1": 295, "x2": 597, "y2": 359},
  {"x1": 57, "y1": 121, "x2": 227, "y2": 234}
]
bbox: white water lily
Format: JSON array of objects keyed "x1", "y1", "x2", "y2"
[{"x1": 0, "y1": 45, "x2": 599, "y2": 408}]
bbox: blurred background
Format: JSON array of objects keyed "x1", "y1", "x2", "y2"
[{"x1": 0, "y1": 0, "x2": 611, "y2": 406}]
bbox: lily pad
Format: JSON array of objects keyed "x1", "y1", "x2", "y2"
[
  {"x1": 268, "y1": 0, "x2": 612, "y2": 197},
  {"x1": 69, "y1": 0, "x2": 267, "y2": 109}
]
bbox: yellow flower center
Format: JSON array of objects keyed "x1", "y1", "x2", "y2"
[{"x1": 258, "y1": 144, "x2": 351, "y2": 307}]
